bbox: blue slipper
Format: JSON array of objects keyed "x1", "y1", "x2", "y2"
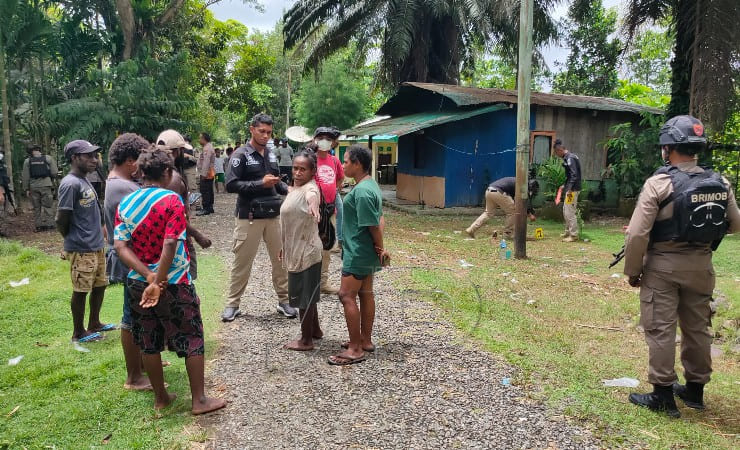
[
  {"x1": 95, "y1": 323, "x2": 117, "y2": 332},
  {"x1": 74, "y1": 332, "x2": 103, "y2": 343}
]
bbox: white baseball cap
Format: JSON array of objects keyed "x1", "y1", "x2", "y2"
[{"x1": 155, "y1": 129, "x2": 193, "y2": 150}]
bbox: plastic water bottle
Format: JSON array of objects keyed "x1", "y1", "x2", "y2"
[{"x1": 499, "y1": 239, "x2": 508, "y2": 260}]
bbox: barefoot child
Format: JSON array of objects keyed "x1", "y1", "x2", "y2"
[
  {"x1": 280, "y1": 151, "x2": 324, "y2": 351},
  {"x1": 114, "y1": 148, "x2": 225, "y2": 414},
  {"x1": 104, "y1": 133, "x2": 151, "y2": 390}
]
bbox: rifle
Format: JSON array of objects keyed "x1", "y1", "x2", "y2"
[{"x1": 608, "y1": 245, "x2": 625, "y2": 269}]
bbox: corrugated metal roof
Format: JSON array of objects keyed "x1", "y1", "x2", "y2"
[
  {"x1": 343, "y1": 104, "x2": 507, "y2": 136},
  {"x1": 395, "y1": 82, "x2": 664, "y2": 115},
  {"x1": 341, "y1": 134, "x2": 398, "y2": 141}
]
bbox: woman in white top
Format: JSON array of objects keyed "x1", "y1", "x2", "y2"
[{"x1": 279, "y1": 150, "x2": 323, "y2": 351}]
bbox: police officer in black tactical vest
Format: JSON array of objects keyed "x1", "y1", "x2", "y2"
[
  {"x1": 623, "y1": 115, "x2": 740, "y2": 417},
  {"x1": 22, "y1": 143, "x2": 58, "y2": 231},
  {"x1": 221, "y1": 113, "x2": 294, "y2": 322}
]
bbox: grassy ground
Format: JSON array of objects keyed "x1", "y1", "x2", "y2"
[
  {"x1": 0, "y1": 239, "x2": 226, "y2": 449},
  {"x1": 384, "y1": 210, "x2": 739, "y2": 449}
]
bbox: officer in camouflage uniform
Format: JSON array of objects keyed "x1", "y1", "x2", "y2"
[
  {"x1": 22, "y1": 143, "x2": 58, "y2": 231},
  {"x1": 623, "y1": 115, "x2": 740, "y2": 417}
]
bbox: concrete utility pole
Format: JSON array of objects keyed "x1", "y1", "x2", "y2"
[{"x1": 514, "y1": 0, "x2": 534, "y2": 259}]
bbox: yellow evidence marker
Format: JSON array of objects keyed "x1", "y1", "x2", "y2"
[
  {"x1": 534, "y1": 227, "x2": 544, "y2": 239},
  {"x1": 565, "y1": 191, "x2": 575, "y2": 205}
]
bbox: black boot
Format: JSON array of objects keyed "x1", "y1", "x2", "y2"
[
  {"x1": 629, "y1": 384, "x2": 681, "y2": 418},
  {"x1": 673, "y1": 382, "x2": 705, "y2": 410}
]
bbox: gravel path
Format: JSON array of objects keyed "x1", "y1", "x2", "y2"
[{"x1": 195, "y1": 193, "x2": 600, "y2": 449}]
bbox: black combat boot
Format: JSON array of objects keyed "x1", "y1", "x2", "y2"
[
  {"x1": 672, "y1": 382, "x2": 705, "y2": 410},
  {"x1": 629, "y1": 384, "x2": 680, "y2": 418}
]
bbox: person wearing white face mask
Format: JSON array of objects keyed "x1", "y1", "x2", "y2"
[{"x1": 312, "y1": 127, "x2": 344, "y2": 294}]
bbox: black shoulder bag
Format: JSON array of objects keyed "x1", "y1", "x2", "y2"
[
  {"x1": 318, "y1": 188, "x2": 336, "y2": 250},
  {"x1": 249, "y1": 149, "x2": 283, "y2": 220}
]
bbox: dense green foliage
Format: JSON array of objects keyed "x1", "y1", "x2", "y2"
[
  {"x1": 623, "y1": 27, "x2": 673, "y2": 96},
  {"x1": 624, "y1": 0, "x2": 739, "y2": 130},
  {"x1": 552, "y1": 0, "x2": 621, "y2": 97},
  {"x1": 614, "y1": 80, "x2": 670, "y2": 109},
  {"x1": 711, "y1": 111, "x2": 740, "y2": 195},
  {"x1": 45, "y1": 54, "x2": 195, "y2": 146},
  {"x1": 294, "y1": 50, "x2": 377, "y2": 131},
  {"x1": 0, "y1": 0, "x2": 249, "y2": 189},
  {"x1": 603, "y1": 113, "x2": 664, "y2": 198},
  {"x1": 0, "y1": 0, "x2": 309, "y2": 192},
  {"x1": 536, "y1": 157, "x2": 565, "y2": 200},
  {"x1": 460, "y1": 45, "x2": 551, "y2": 90}
]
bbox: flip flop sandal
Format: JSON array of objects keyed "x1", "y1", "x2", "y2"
[
  {"x1": 123, "y1": 382, "x2": 168, "y2": 391},
  {"x1": 95, "y1": 323, "x2": 118, "y2": 332},
  {"x1": 327, "y1": 354, "x2": 366, "y2": 366},
  {"x1": 73, "y1": 332, "x2": 104, "y2": 343},
  {"x1": 340, "y1": 341, "x2": 375, "y2": 352}
]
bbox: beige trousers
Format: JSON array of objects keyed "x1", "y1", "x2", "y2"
[
  {"x1": 225, "y1": 217, "x2": 288, "y2": 308},
  {"x1": 320, "y1": 250, "x2": 332, "y2": 288},
  {"x1": 640, "y1": 268, "x2": 714, "y2": 386},
  {"x1": 320, "y1": 214, "x2": 339, "y2": 288},
  {"x1": 563, "y1": 190, "x2": 579, "y2": 237},
  {"x1": 467, "y1": 190, "x2": 515, "y2": 236},
  {"x1": 184, "y1": 167, "x2": 198, "y2": 193}
]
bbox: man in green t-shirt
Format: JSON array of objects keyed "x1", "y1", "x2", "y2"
[{"x1": 329, "y1": 145, "x2": 390, "y2": 366}]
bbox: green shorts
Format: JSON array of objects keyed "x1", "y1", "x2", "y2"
[{"x1": 215, "y1": 173, "x2": 225, "y2": 183}]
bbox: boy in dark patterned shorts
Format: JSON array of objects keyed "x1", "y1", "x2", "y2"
[{"x1": 114, "y1": 148, "x2": 225, "y2": 415}]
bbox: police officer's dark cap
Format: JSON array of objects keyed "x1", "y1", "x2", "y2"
[
  {"x1": 64, "y1": 139, "x2": 100, "y2": 160},
  {"x1": 659, "y1": 115, "x2": 707, "y2": 146},
  {"x1": 313, "y1": 127, "x2": 340, "y2": 139}
]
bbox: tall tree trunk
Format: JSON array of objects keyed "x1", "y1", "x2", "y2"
[
  {"x1": 115, "y1": 0, "x2": 136, "y2": 60},
  {"x1": 39, "y1": 52, "x2": 48, "y2": 149},
  {"x1": 0, "y1": 35, "x2": 13, "y2": 192},
  {"x1": 666, "y1": 0, "x2": 694, "y2": 118},
  {"x1": 115, "y1": 0, "x2": 187, "y2": 60},
  {"x1": 688, "y1": 0, "x2": 702, "y2": 117},
  {"x1": 29, "y1": 58, "x2": 39, "y2": 143},
  {"x1": 30, "y1": 0, "x2": 39, "y2": 143}
]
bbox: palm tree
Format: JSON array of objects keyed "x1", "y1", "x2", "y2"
[
  {"x1": 624, "y1": 0, "x2": 739, "y2": 130},
  {"x1": 0, "y1": 0, "x2": 52, "y2": 192},
  {"x1": 283, "y1": 0, "x2": 559, "y2": 86}
]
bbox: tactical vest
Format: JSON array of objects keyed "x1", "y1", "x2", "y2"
[
  {"x1": 29, "y1": 156, "x2": 51, "y2": 179},
  {"x1": 651, "y1": 166, "x2": 729, "y2": 246}
]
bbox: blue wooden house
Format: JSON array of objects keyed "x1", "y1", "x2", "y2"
[{"x1": 344, "y1": 82, "x2": 661, "y2": 208}]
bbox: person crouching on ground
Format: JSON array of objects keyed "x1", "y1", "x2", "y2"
[
  {"x1": 465, "y1": 176, "x2": 539, "y2": 240},
  {"x1": 114, "y1": 148, "x2": 226, "y2": 415},
  {"x1": 329, "y1": 145, "x2": 390, "y2": 366},
  {"x1": 56, "y1": 140, "x2": 112, "y2": 343},
  {"x1": 279, "y1": 151, "x2": 324, "y2": 351}
]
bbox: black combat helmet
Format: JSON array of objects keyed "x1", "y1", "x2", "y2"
[{"x1": 659, "y1": 115, "x2": 707, "y2": 146}]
